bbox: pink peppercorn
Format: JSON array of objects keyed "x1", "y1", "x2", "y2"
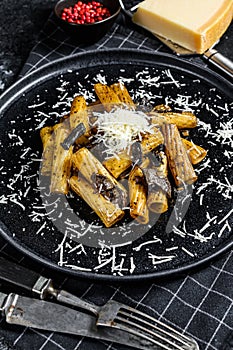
[{"x1": 61, "y1": 1, "x2": 111, "y2": 24}]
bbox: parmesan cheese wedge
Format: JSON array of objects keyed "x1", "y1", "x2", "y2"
[{"x1": 132, "y1": 0, "x2": 233, "y2": 54}]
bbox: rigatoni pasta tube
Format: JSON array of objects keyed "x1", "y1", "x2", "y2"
[
  {"x1": 182, "y1": 138, "x2": 207, "y2": 165},
  {"x1": 110, "y1": 82, "x2": 135, "y2": 107},
  {"x1": 141, "y1": 127, "x2": 164, "y2": 154},
  {"x1": 162, "y1": 123, "x2": 198, "y2": 189},
  {"x1": 150, "y1": 111, "x2": 198, "y2": 129},
  {"x1": 152, "y1": 104, "x2": 172, "y2": 113},
  {"x1": 69, "y1": 96, "x2": 90, "y2": 145},
  {"x1": 148, "y1": 191, "x2": 168, "y2": 213},
  {"x1": 103, "y1": 151, "x2": 132, "y2": 179},
  {"x1": 50, "y1": 124, "x2": 73, "y2": 194},
  {"x1": 94, "y1": 83, "x2": 121, "y2": 109},
  {"x1": 40, "y1": 125, "x2": 54, "y2": 146},
  {"x1": 69, "y1": 96, "x2": 89, "y2": 130},
  {"x1": 70, "y1": 175, "x2": 125, "y2": 228},
  {"x1": 40, "y1": 125, "x2": 54, "y2": 176},
  {"x1": 147, "y1": 152, "x2": 169, "y2": 214},
  {"x1": 128, "y1": 166, "x2": 149, "y2": 224},
  {"x1": 72, "y1": 147, "x2": 127, "y2": 207}
]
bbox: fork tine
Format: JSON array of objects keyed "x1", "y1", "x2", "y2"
[
  {"x1": 110, "y1": 319, "x2": 174, "y2": 350},
  {"x1": 116, "y1": 314, "x2": 187, "y2": 350},
  {"x1": 119, "y1": 307, "x2": 193, "y2": 346},
  {"x1": 97, "y1": 301, "x2": 199, "y2": 350}
]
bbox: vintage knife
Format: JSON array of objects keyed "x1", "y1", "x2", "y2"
[
  {"x1": 0, "y1": 256, "x2": 99, "y2": 315},
  {"x1": 0, "y1": 291, "x2": 157, "y2": 349}
]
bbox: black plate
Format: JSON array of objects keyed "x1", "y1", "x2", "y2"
[{"x1": 0, "y1": 49, "x2": 232, "y2": 281}]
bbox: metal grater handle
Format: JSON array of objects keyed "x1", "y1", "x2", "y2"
[{"x1": 204, "y1": 49, "x2": 233, "y2": 80}]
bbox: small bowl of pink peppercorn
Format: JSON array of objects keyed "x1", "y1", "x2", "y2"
[{"x1": 54, "y1": 0, "x2": 121, "y2": 44}]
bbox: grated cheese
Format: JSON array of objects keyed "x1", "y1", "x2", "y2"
[
  {"x1": 93, "y1": 107, "x2": 153, "y2": 157},
  {"x1": 148, "y1": 253, "x2": 176, "y2": 266},
  {"x1": 181, "y1": 247, "x2": 194, "y2": 257}
]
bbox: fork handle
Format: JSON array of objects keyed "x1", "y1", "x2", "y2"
[
  {"x1": 56, "y1": 289, "x2": 99, "y2": 316},
  {"x1": 203, "y1": 49, "x2": 233, "y2": 80}
]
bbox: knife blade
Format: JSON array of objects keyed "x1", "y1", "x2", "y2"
[{"x1": 0, "y1": 291, "x2": 158, "y2": 349}]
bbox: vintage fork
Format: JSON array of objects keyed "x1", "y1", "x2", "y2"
[
  {"x1": 38, "y1": 284, "x2": 199, "y2": 350},
  {"x1": 0, "y1": 255, "x2": 199, "y2": 350},
  {"x1": 97, "y1": 300, "x2": 199, "y2": 350}
]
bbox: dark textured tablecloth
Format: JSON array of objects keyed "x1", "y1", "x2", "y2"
[{"x1": 0, "y1": 8, "x2": 232, "y2": 350}]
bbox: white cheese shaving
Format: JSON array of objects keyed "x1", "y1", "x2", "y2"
[
  {"x1": 93, "y1": 107, "x2": 153, "y2": 157},
  {"x1": 133, "y1": 238, "x2": 162, "y2": 251},
  {"x1": 181, "y1": 247, "x2": 194, "y2": 257},
  {"x1": 165, "y1": 94, "x2": 202, "y2": 112},
  {"x1": 148, "y1": 253, "x2": 176, "y2": 266}
]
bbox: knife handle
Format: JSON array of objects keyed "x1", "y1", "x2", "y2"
[
  {"x1": 204, "y1": 49, "x2": 233, "y2": 80},
  {"x1": 32, "y1": 276, "x2": 99, "y2": 316}
]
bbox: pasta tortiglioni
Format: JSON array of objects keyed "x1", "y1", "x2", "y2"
[{"x1": 40, "y1": 81, "x2": 207, "y2": 227}]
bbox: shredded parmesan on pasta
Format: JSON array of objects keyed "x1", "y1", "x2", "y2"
[{"x1": 93, "y1": 108, "x2": 153, "y2": 157}]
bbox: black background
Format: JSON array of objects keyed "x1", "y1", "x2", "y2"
[{"x1": 0, "y1": 0, "x2": 57, "y2": 91}]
